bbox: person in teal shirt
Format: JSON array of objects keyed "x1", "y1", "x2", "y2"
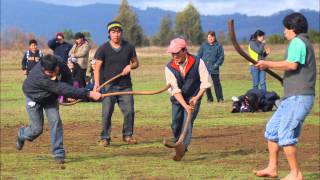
[{"x1": 253, "y1": 12, "x2": 316, "y2": 180}]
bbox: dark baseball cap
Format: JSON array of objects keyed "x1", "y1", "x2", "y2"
[{"x1": 74, "y1": 32, "x2": 85, "y2": 39}]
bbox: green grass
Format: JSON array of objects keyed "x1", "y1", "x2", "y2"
[{"x1": 1, "y1": 45, "x2": 319, "y2": 179}]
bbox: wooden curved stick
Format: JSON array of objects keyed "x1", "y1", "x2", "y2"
[
  {"x1": 163, "y1": 111, "x2": 192, "y2": 148},
  {"x1": 228, "y1": 19, "x2": 283, "y2": 85},
  {"x1": 59, "y1": 99, "x2": 82, "y2": 106},
  {"x1": 98, "y1": 73, "x2": 123, "y2": 90},
  {"x1": 101, "y1": 85, "x2": 170, "y2": 97},
  {"x1": 60, "y1": 73, "x2": 123, "y2": 106}
]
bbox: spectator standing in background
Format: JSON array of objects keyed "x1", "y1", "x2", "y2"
[
  {"x1": 248, "y1": 30, "x2": 271, "y2": 92},
  {"x1": 197, "y1": 31, "x2": 224, "y2": 103},
  {"x1": 48, "y1": 32, "x2": 72, "y2": 63},
  {"x1": 69, "y1": 32, "x2": 91, "y2": 87},
  {"x1": 21, "y1": 39, "x2": 43, "y2": 75}
]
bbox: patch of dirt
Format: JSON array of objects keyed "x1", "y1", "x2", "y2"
[{"x1": 1, "y1": 123, "x2": 319, "y2": 171}]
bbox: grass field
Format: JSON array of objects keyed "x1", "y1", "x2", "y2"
[{"x1": 1, "y1": 44, "x2": 319, "y2": 179}]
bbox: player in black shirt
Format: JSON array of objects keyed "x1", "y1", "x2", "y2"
[{"x1": 94, "y1": 21, "x2": 139, "y2": 147}]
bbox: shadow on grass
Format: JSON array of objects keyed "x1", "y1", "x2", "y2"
[
  {"x1": 192, "y1": 132, "x2": 243, "y2": 140},
  {"x1": 68, "y1": 146, "x2": 169, "y2": 163},
  {"x1": 68, "y1": 151, "x2": 169, "y2": 163},
  {"x1": 185, "y1": 148, "x2": 256, "y2": 162}
]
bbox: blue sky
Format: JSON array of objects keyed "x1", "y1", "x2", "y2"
[{"x1": 34, "y1": 0, "x2": 319, "y2": 16}]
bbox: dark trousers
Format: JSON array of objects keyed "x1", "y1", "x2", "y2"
[
  {"x1": 79, "y1": 68, "x2": 87, "y2": 88},
  {"x1": 101, "y1": 86, "x2": 135, "y2": 140},
  {"x1": 206, "y1": 73, "x2": 224, "y2": 102}
]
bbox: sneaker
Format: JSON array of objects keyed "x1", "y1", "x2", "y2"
[
  {"x1": 123, "y1": 136, "x2": 137, "y2": 144},
  {"x1": 54, "y1": 157, "x2": 65, "y2": 164},
  {"x1": 207, "y1": 99, "x2": 214, "y2": 103},
  {"x1": 99, "y1": 139, "x2": 110, "y2": 147},
  {"x1": 232, "y1": 96, "x2": 239, "y2": 102},
  {"x1": 16, "y1": 132, "x2": 24, "y2": 151}
]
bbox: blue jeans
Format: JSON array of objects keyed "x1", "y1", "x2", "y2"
[
  {"x1": 250, "y1": 65, "x2": 266, "y2": 92},
  {"x1": 171, "y1": 101, "x2": 201, "y2": 150},
  {"x1": 101, "y1": 86, "x2": 135, "y2": 140},
  {"x1": 18, "y1": 97, "x2": 65, "y2": 158},
  {"x1": 264, "y1": 95, "x2": 314, "y2": 146}
]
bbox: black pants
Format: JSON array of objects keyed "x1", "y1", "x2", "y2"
[
  {"x1": 206, "y1": 74, "x2": 224, "y2": 102},
  {"x1": 79, "y1": 68, "x2": 87, "y2": 88}
]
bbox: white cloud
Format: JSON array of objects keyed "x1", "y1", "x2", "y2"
[{"x1": 33, "y1": 0, "x2": 319, "y2": 16}]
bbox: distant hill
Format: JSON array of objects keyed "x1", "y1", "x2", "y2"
[{"x1": 1, "y1": 0, "x2": 319, "y2": 44}]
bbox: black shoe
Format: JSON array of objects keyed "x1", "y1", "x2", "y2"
[
  {"x1": 54, "y1": 157, "x2": 65, "y2": 164},
  {"x1": 16, "y1": 133, "x2": 24, "y2": 151},
  {"x1": 207, "y1": 99, "x2": 214, "y2": 103}
]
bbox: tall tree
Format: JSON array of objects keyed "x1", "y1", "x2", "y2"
[
  {"x1": 115, "y1": 0, "x2": 145, "y2": 46},
  {"x1": 62, "y1": 29, "x2": 74, "y2": 44},
  {"x1": 217, "y1": 31, "x2": 225, "y2": 45},
  {"x1": 153, "y1": 14, "x2": 175, "y2": 46},
  {"x1": 175, "y1": 3, "x2": 203, "y2": 45}
]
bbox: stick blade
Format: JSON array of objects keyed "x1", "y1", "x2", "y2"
[{"x1": 163, "y1": 138, "x2": 178, "y2": 148}]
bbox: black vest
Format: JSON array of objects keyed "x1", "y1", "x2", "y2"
[{"x1": 167, "y1": 54, "x2": 201, "y2": 104}]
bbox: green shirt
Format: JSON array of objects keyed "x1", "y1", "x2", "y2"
[{"x1": 287, "y1": 37, "x2": 306, "y2": 64}]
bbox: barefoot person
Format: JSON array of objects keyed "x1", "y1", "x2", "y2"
[
  {"x1": 253, "y1": 12, "x2": 316, "y2": 179},
  {"x1": 16, "y1": 54, "x2": 102, "y2": 164},
  {"x1": 165, "y1": 38, "x2": 212, "y2": 161}
]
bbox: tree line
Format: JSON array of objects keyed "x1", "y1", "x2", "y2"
[
  {"x1": 113, "y1": 0, "x2": 320, "y2": 46},
  {"x1": 114, "y1": 0, "x2": 205, "y2": 46},
  {"x1": 1, "y1": 0, "x2": 319, "y2": 49}
]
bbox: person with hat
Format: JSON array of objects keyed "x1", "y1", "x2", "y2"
[
  {"x1": 69, "y1": 32, "x2": 91, "y2": 87},
  {"x1": 93, "y1": 21, "x2": 139, "y2": 146},
  {"x1": 47, "y1": 32, "x2": 72, "y2": 63},
  {"x1": 165, "y1": 38, "x2": 212, "y2": 161}
]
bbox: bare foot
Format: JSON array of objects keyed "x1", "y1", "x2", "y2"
[
  {"x1": 253, "y1": 168, "x2": 278, "y2": 178},
  {"x1": 281, "y1": 171, "x2": 303, "y2": 180}
]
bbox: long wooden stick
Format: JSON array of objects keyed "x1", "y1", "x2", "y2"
[
  {"x1": 228, "y1": 19, "x2": 283, "y2": 84},
  {"x1": 163, "y1": 111, "x2": 192, "y2": 148},
  {"x1": 59, "y1": 73, "x2": 123, "y2": 106},
  {"x1": 101, "y1": 85, "x2": 170, "y2": 97}
]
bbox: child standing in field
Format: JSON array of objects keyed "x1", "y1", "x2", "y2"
[
  {"x1": 253, "y1": 12, "x2": 316, "y2": 180},
  {"x1": 67, "y1": 57, "x2": 82, "y2": 88},
  {"x1": 21, "y1": 39, "x2": 43, "y2": 75}
]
